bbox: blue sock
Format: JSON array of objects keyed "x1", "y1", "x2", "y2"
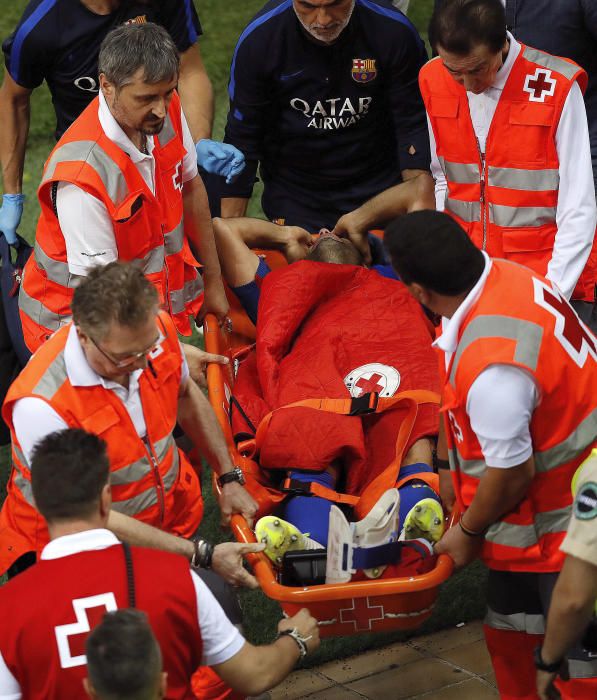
[{"x1": 282, "y1": 471, "x2": 335, "y2": 547}]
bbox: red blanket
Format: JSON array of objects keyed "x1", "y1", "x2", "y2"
[{"x1": 232, "y1": 262, "x2": 440, "y2": 498}]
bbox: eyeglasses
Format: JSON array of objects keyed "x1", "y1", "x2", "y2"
[{"x1": 88, "y1": 320, "x2": 165, "y2": 369}]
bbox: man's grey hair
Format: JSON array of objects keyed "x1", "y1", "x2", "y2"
[{"x1": 98, "y1": 22, "x2": 180, "y2": 89}]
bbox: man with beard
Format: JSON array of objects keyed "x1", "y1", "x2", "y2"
[
  {"x1": 220, "y1": 0, "x2": 431, "y2": 232},
  {"x1": 17, "y1": 22, "x2": 229, "y2": 354}
]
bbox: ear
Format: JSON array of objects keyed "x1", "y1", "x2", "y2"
[
  {"x1": 99, "y1": 483, "x2": 112, "y2": 520},
  {"x1": 407, "y1": 282, "x2": 428, "y2": 306},
  {"x1": 83, "y1": 678, "x2": 97, "y2": 698},
  {"x1": 99, "y1": 73, "x2": 114, "y2": 100},
  {"x1": 159, "y1": 672, "x2": 168, "y2": 697}
]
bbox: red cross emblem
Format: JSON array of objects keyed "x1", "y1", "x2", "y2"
[
  {"x1": 54, "y1": 593, "x2": 118, "y2": 669},
  {"x1": 523, "y1": 68, "x2": 556, "y2": 103},
  {"x1": 340, "y1": 597, "x2": 385, "y2": 631},
  {"x1": 355, "y1": 373, "x2": 384, "y2": 396},
  {"x1": 172, "y1": 161, "x2": 183, "y2": 191},
  {"x1": 534, "y1": 278, "x2": 597, "y2": 367}
]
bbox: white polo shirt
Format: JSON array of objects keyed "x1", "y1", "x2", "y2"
[
  {"x1": 0, "y1": 528, "x2": 245, "y2": 699},
  {"x1": 434, "y1": 253, "x2": 539, "y2": 468},
  {"x1": 56, "y1": 91, "x2": 198, "y2": 276},
  {"x1": 11, "y1": 324, "x2": 189, "y2": 464},
  {"x1": 429, "y1": 32, "x2": 597, "y2": 300}
]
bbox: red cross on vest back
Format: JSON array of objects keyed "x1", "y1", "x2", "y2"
[
  {"x1": 542, "y1": 286, "x2": 597, "y2": 357},
  {"x1": 355, "y1": 373, "x2": 384, "y2": 395},
  {"x1": 64, "y1": 604, "x2": 109, "y2": 660},
  {"x1": 340, "y1": 597, "x2": 384, "y2": 631}
]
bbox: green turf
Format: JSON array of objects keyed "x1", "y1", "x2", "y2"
[{"x1": 0, "y1": 0, "x2": 488, "y2": 664}]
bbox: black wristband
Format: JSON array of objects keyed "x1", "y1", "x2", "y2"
[
  {"x1": 534, "y1": 645, "x2": 564, "y2": 673},
  {"x1": 459, "y1": 514, "x2": 487, "y2": 538},
  {"x1": 433, "y1": 454, "x2": 451, "y2": 471}
]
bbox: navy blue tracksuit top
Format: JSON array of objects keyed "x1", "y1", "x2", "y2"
[{"x1": 222, "y1": 0, "x2": 431, "y2": 230}]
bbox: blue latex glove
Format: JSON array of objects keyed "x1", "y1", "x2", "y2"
[
  {"x1": 0, "y1": 194, "x2": 25, "y2": 245},
  {"x1": 195, "y1": 139, "x2": 245, "y2": 184}
]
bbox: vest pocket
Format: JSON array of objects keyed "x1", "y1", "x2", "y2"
[
  {"x1": 501, "y1": 226, "x2": 555, "y2": 274},
  {"x1": 428, "y1": 95, "x2": 459, "y2": 118},
  {"x1": 506, "y1": 102, "x2": 555, "y2": 164}
]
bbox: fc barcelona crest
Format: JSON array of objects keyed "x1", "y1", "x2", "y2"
[{"x1": 351, "y1": 58, "x2": 377, "y2": 84}]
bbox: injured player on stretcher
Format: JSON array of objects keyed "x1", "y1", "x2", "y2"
[{"x1": 214, "y1": 217, "x2": 445, "y2": 586}]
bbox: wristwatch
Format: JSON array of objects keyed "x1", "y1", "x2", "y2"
[
  {"x1": 277, "y1": 627, "x2": 313, "y2": 659},
  {"x1": 533, "y1": 645, "x2": 563, "y2": 673},
  {"x1": 217, "y1": 466, "x2": 245, "y2": 488}
]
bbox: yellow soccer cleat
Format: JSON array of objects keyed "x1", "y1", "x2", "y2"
[
  {"x1": 402, "y1": 498, "x2": 445, "y2": 543},
  {"x1": 254, "y1": 516, "x2": 324, "y2": 567}
]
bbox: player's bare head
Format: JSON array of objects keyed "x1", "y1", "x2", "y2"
[
  {"x1": 98, "y1": 22, "x2": 179, "y2": 90},
  {"x1": 384, "y1": 210, "x2": 485, "y2": 297},
  {"x1": 85, "y1": 610, "x2": 165, "y2": 700},
  {"x1": 306, "y1": 230, "x2": 364, "y2": 266},
  {"x1": 293, "y1": 0, "x2": 356, "y2": 45},
  {"x1": 429, "y1": 0, "x2": 508, "y2": 94},
  {"x1": 31, "y1": 429, "x2": 110, "y2": 524}
]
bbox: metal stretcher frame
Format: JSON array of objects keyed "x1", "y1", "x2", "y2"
[{"x1": 204, "y1": 259, "x2": 455, "y2": 637}]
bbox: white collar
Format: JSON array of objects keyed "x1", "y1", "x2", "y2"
[
  {"x1": 485, "y1": 31, "x2": 521, "y2": 93},
  {"x1": 433, "y1": 252, "x2": 492, "y2": 355},
  {"x1": 98, "y1": 90, "x2": 155, "y2": 163},
  {"x1": 64, "y1": 323, "x2": 144, "y2": 390},
  {"x1": 41, "y1": 528, "x2": 120, "y2": 560}
]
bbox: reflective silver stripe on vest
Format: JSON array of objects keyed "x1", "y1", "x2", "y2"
[
  {"x1": 489, "y1": 203, "x2": 557, "y2": 228},
  {"x1": 485, "y1": 506, "x2": 571, "y2": 548},
  {"x1": 439, "y1": 158, "x2": 479, "y2": 185},
  {"x1": 568, "y1": 658, "x2": 597, "y2": 680},
  {"x1": 162, "y1": 445, "x2": 180, "y2": 492},
  {"x1": 164, "y1": 221, "x2": 184, "y2": 256},
  {"x1": 43, "y1": 141, "x2": 129, "y2": 207},
  {"x1": 457, "y1": 455, "x2": 486, "y2": 478},
  {"x1": 31, "y1": 350, "x2": 68, "y2": 399},
  {"x1": 450, "y1": 315, "x2": 543, "y2": 384},
  {"x1": 446, "y1": 198, "x2": 481, "y2": 223},
  {"x1": 110, "y1": 488, "x2": 158, "y2": 516},
  {"x1": 534, "y1": 408, "x2": 597, "y2": 473},
  {"x1": 488, "y1": 166, "x2": 560, "y2": 192},
  {"x1": 169, "y1": 276, "x2": 203, "y2": 315},
  {"x1": 523, "y1": 46, "x2": 580, "y2": 82},
  {"x1": 133, "y1": 245, "x2": 165, "y2": 276},
  {"x1": 13, "y1": 444, "x2": 30, "y2": 470},
  {"x1": 110, "y1": 435, "x2": 176, "y2": 486},
  {"x1": 159, "y1": 113, "x2": 176, "y2": 146},
  {"x1": 19, "y1": 285, "x2": 72, "y2": 335},
  {"x1": 485, "y1": 608, "x2": 545, "y2": 635},
  {"x1": 34, "y1": 241, "x2": 83, "y2": 289},
  {"x1": 14, "y1": 471, "x2": 35, "y2": 506}
]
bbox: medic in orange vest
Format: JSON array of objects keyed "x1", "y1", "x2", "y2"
[
  {"x1": 18, "y1": 22, "x2": 229, "y2": 354},
  {"x1": 385, "y1": 210, "x2": 597, "y2": 700},
  {"x1": 0, "y1": 263, "x2": 258, "y2": 582},
  {"x1": 420, "y1": 0, "x2": 597, "y2": 312}
]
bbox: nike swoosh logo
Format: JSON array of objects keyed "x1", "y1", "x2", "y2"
[{"x1": 280, "y1": 69, "x2": 305, "y2": 81}]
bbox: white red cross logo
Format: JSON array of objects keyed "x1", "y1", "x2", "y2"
[
  {"x1": 54, "y1": 593, "x2": 118, "y2": 669},
  {"x1": 523, "y1": 68, "x2": 556, "y2": 103},
  {"x1": 344, "y1": 363, "x2": 401, "y2": 398},
  {"x1": 340, "y1": 597, "x2": 385, "y2": 631},
  {"x1": 533, "y1": 278, "x2": 597, "y2": 368},
  {"x1": 172, "y1": 162, "x2": 183, "y2": 191},
  {"x1": 448, "y1": 410, "x2": 464, "y2": 443}
]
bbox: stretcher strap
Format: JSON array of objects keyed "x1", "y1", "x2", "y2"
[
  {"x1": 255, "y1": 389, "x2": 441, "y2": 509},
  {"x1": 282, "y1": 477, "x2": 359, "y2": 506},
  {"x1": 351, "y1": 539, "x2": 433, "y2": 570}
]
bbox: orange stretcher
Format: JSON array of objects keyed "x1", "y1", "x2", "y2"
[{"x1": 204, "y1": 248, "x2": 455, "y2": 638}]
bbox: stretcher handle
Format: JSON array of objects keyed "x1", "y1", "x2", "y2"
[{"x1": 230, "y1": 513, "x2": 455, "y2": 603}]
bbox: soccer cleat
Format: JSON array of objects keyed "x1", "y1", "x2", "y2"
[
  {"x1": 401, "y1": 498, "x2": 444, "y2": 543},
  {"x1": 254, "y1": 516, "x2": 324, "y2": 566}
]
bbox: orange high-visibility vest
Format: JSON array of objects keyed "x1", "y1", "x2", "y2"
[
  {"x1": 19, "y1": 91, "x2": 203, "y2": 353},
  {"x1": 0, "y1": 311, "x2": 203, "y2": 575},
  {"x1": 420, "y1": 45, "x2": 596, "y2": 301},
  {"x1": 442, "y1": 259, "x2": 597, "y2": 572}
]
